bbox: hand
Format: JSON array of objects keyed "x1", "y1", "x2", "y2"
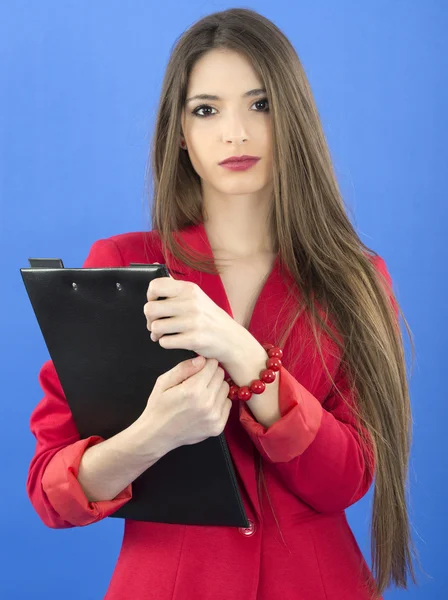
[
  {"x1": 138, "y1": 356, "x2": 232, "y2": 454},
  {"x1": 143, "y1": 264, "x2": 240, "y2": 365}
]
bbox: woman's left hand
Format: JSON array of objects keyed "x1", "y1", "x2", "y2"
[{"x1": 143, "y1": 266, "x2": 241, "y2": 365}]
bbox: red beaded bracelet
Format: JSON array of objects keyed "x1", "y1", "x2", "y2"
[{"x1": 225, "y1": 343, "x2": 283, "y2": 402}]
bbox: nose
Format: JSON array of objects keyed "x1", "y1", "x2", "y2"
[
  {"x1": 224, "y1": 136, "x2": 248, "y2": 145},
  {"x1": 223, "y1": 133, "x2": 249, "y2": 149},
  {"x1": 222, "y1": 113, "x2": 249, "y2": 145}
]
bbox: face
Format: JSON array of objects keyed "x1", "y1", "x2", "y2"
[{"x1": 180, "y1": 49, "x2": 273, "y2": 198}]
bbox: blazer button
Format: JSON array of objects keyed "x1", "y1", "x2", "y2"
[{"x1": 238, "y1": 519, "x2": 257, "y2": 537}]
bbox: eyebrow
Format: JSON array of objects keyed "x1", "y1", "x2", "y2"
[{"x1": 185, "y1": 88, "x2": 267, "y2": 104}]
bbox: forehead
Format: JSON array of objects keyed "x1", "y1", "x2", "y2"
[{"x1": 187, "y1": 49, "x2": 261, "y2": 93}]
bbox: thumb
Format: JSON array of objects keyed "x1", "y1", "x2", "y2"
[{"x1": 157, "y1": 355, "x2": 205, "y2": 392}]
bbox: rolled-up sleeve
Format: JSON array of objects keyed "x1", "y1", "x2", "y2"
[
  {"x1": 239, "y1": 366, "x2": 323, "y2": 463},
  {"x1": 26, "y1": 239, "x2": 133, "y2": 528},
  {"x1": 239, "y1": 361, "x2": 374, "y2": 513}
]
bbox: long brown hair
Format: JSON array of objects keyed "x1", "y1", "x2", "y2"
[{"x1": 145, "y1": 8, "x2": 420, "y2": 597}]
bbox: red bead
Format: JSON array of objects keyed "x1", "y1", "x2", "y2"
[
  {"x1": 225, "y1": 343, "x2": 283, "y2": 401},
  {"x1": 237, "y1": 386, "x2": 252, "y2": 401},
  {"x1": 263, "y1": 343, "x2": 274, "y2": 350},
  {"x1": 267, "y1": 347, "x2": 283, "y2": 359},
  {"x1": 250, "y1": 379, "x2": 266, "y2": 394},
  {"x1": 266, "y1": 357, "x2": 282, "y2": 372},
  {"x1": 260, "y1": 368, "x2": 276, "y2": 383},
  {"x1": 229, "y1": 385, "x2": 239, "y2": 401}
]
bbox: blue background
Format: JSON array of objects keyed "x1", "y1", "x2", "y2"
[{"x1": 1, "y1": 1, "x2": 445, "y2": 598}]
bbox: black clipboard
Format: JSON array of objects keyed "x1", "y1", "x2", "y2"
[{"x1": 21, "y1": 258, "x2": 249, "y2": 528}]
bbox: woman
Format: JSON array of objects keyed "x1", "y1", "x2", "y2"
[{"x1": 26, "y1": 8, "x2": 418, "y2": 600}]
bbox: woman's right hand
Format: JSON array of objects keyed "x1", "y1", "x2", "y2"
[{"x1": 139, "y1": 356, "x2": 232, "y2": 455}]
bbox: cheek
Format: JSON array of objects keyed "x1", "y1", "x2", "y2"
[
  {"x1": 262, "y1": 133, "x2": 273, "y2": 174},
  {"x1": 185, "y1": 132, "x2": 215, "y2": 178},
  {"x1": 262, "y1": 126, "x2": 273, "y2": 154},
  {"x1": 187, "y1": 149, "x2": 207, "y2": 180},
  {"x1": 263, "y1": 145, "x2": 273, "y2": 171}
]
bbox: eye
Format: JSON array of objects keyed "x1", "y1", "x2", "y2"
[
  {"x1": 252, "y1": 98, "x2": 270, "y2": 112},
  {"x1": 191, "y1": 97, "x2": 270, "y2": 118},
  {"x1": 192, "y1": 105, "x2": 217, "y2": 118}
]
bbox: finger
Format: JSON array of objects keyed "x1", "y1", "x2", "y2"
[
  {"x1": 187, "y1": 358, "x2": 220, "y2": 387},
  {"x1": 156, "y1": 356, "x2": 206, "y2": 392},
  {"x1": 144, "y1": 298, "x2": 182, "y2": 329},
  {"x1": 150, "y1": 315, "x2": 188, "y2": 341},
  {"x1": 167, "y1": 357, "x2": 218, "y2": 395},
  {"x1": 219, "y1": 395, "x2": 233, "y2": 426},
  {"x1": 157, "y1": 331, "x2": 194, "y2": 350},
  {"x1": 146, "y1": 275, "x2": 183, "y2": 302},
  {"x1": 206, "y1": 363, "x2": 226, "y2": 394}
]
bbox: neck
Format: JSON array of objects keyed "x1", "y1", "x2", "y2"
[{"x1": 201, "y1": 185, "x2": 275, "y2": 258}]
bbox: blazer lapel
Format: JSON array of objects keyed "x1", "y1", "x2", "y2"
[
  {"x1": 163, "y1": 221, "x2": 232, "y2": 319},
  {"x1": 163, "y1": 221, "x2": 299, "y2": 347}
]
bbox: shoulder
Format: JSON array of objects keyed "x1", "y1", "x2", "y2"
[
  {"x1": 107, "y1": 230, "x2": 164, "y2": 264},
  {"x1": 366, "y1": 252, "x2": 393, "y2": 287},
  {"x1": 366, "y1": 252, "x2": 398, "y2": 317},
  {"x1": 82, "y1": 229, "x2": 164, "y2": 268}
]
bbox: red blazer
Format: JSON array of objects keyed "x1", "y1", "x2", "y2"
[{"x1": 27, "y1": 222, "x2": 395, "y2": 600}]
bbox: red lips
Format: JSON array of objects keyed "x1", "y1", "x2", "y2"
[{"x1": 219, "y1": 155, "x2": 260, "y2": 165}]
